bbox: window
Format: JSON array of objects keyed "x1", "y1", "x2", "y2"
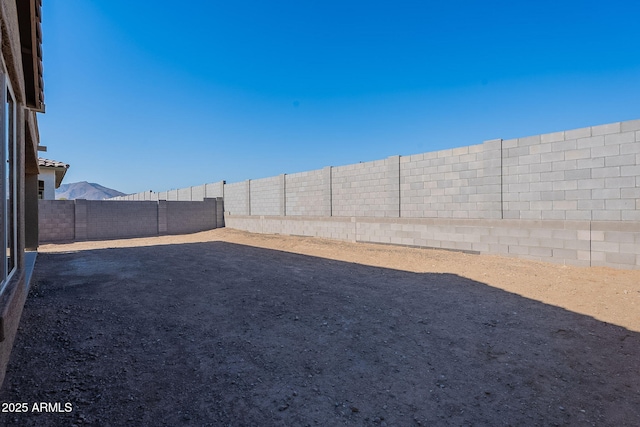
[
  {"x1": 38, "y1": 180, "x2": 44, "y2": 199},
  {"x1": 0, "y1": 73, "x2": 17, "y2": 293}
]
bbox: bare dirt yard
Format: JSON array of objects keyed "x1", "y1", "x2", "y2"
[{"x1": 1, "y1": 228, "x2": 639, "y2": 426}]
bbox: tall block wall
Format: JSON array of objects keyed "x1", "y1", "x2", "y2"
[
  {"x1": 502, "y1": 121, "x2": 640, "y2": 221},
  {"x1": 285, "y1": 167, "x2": 331, "y2": 216},
  {"x1": 250, "y1": 175, "x2": 284, "y2": 216},
  {"x1": 224, "y1": 181, "x2": 249, "y2": 216},
  {"x1": 400, "y1": 141, "x2": 502, "y2": 219},
  {"x1": 331, "y1": 156, "x2": 400, "y2": 218},
  {"x1": 112, "y1": 118, "x2": 640, "y2": 269},
  {"x1": 112, "y1": 181, "x2": 226, "y2": 202}
]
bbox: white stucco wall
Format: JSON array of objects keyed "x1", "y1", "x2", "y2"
[{"x1": 39, "y1": 169, "x2": 56, "y2": 200}]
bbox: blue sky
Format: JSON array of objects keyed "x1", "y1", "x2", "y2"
[{"x1": 41, "y1": 0, "x2": 640, "y2": 194}]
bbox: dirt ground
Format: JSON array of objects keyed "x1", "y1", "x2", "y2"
[{"x1": 1, "y1": 228, "x2": 639, "y2": 426}]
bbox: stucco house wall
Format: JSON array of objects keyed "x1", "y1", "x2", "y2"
[{"x1": 0, "y1": 0, "x2": 47, "y2": 388}]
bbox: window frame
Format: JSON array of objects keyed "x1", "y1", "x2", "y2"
[{"x1": 0, "y1": 71, "x2": 18, "y2": 294}]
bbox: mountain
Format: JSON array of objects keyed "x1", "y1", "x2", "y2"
[{"x1": 55, "y1": 181, "x2": 126, "y2": 200}]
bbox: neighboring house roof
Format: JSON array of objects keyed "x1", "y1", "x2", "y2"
[{"x1": 38, "y1": 157, "x2": 69, "y2": 188}]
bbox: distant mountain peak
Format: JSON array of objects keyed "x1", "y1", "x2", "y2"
[{"x1": 55, "y1": 182, "x2": 125, "y2": 200}]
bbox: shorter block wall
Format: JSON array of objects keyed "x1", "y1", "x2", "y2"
[
  {"x1": 85, "y1": 200, "x2": 158, "y2": 240},
  {"x1": 225, "y1": 215, "x2": 640, "y2": 270},
  {"x1": 38, "y1": 200, "x2": 75, "y2": 242},
  {"x1": 166, "y1": 199, "x2": 217, "y2": 234},
  {"x1": 39, "y1": 199, "x2": 220, "y2": 243}
]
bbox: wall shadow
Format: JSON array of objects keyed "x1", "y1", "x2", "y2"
[{"x1": 1, "y1": 241, "x2": 638, "y2": 426}]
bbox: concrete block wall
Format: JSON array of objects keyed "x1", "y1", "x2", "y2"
[
  {"x1": 285, "y1": 168, "x2": 331, "y2": 216},
  {"x1": 113, "y1": 181, "x2": 226, "y2": 202},
  {"x1": 85, "y1": 200, "x2": 158, "y2": 240},
  {"x1": 225, "y1": 215, "x2": 640, "y2": 269},
  {"x1": 177, "y1": 188, "x2": 191, "y2": 201},
  {"x1": 206, "y1": 181, "x2": 225, "y2": 199},
  {"x1": 166, "y1": 199, "x2": 217, "y2": 234},
  {"x1": 250, "y1": 175, "x2": 284, "y2": 216},
  {"x1": 502, "y1": 119, "x2": 640, "y2": 221},
  {"x1": 332, "y1": 156, "x2": 400, "y2": 218},
  {"x1": 39, "y1": 199, "x2": 220, "y2": 243},
  {"x1": 226, "y1": 215, "x2": 358, "y2": 242},
  {"x1": 590, "y1": 221, "x2": 640, "y2": 269},
  {"x1": 191, "y1": 185, "x2": 205, "y2": 201},
  {"x1": 38, "y1": 200, "x2": 75, "y2": 242},
  {"x1": 224, "y1": 181, "x2": 249, "y2": 216},
  {"x1": 400, "y1": 140, "x2": 502, "y2": 219},
  {"x1": 110, "y1": 118, "x2": 640, "y2": 269},
  {"x1": 215, "y1": 197, "x2": 225, "y2": 227}
]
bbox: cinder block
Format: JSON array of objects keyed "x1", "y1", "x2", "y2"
[
  {"x1": 541, "y1": 131, "x2": 565, "y2": 143},
  {"x1": 605, "y1": 154, "x2": 636, "y2": 167},
  {"x1": 592, "y1": 210, "x2": 621, "y2": 221},
  {"x1": 621, "y1": 119, "x2": 640, "y2": 132},
  {"x1": 564, "y1": 149, "x2": 591, "y2": 160},
  {"x1": 564, "y1": 189, "x2": 591, "y2": 200},
  {"x1": 578, "y1": 199, "x2": 604, "y2": 210},
  {"x1": 621, "y1": 187, "x2": 640, "y2": 199},
  {"x1": 519, "y1": 154, "x2": 541, "y2": 165},
  {"x1": 528, "y1": 143, "x2": 552, "y2": 155},
  {"x1": 540, "y1": 171, "x2": 564, "y2": 181},
  {"x1": 541, "y1": 210, "x2": 565, "y2": 220},
  {"x1": 605, "y1": 176, "x2": 635, "y2": 188},
  {"x1": 577, "y1": 178, "x2": 605, "y2": 190},
  {"x1": 621, "y1": 165, "x2": 640, "y2": 177},
  {"x1": 620, "y1": 142, "x2": 640, "y2": 155},
  {"x1": 605, "y1": 199, "x2": 635, "y2": 210},
  {"x1": 591, "y1": 145, "x2": 619, "y2": 157},
  {"x1": 577, "y1": 250, "x2": 591, "y2": 261},
  {"x1": 576, "y1": 135, "x2": 604, "y2": 149},
  {"x1": 605, "y1": 230, "x2": 636, "y2": 243},
  {"x1": 518, "y1": 135, "x2": 541, "y2": 146},
  {"x1": 530, "y1": 200, "x2": 553, "y2": 211},
  {"x1": 530, "y1": 162, "x2": 552, "y2": 173},
  {"x1": 552, "y1": 160, "x2": 577, "y2": 172},
  {"x1": 563, "y1": 126, "x2": 590, "y2": 140},
  {"x1": 541, "y1": 191, "x2": 566, "y2": 201},
  {"x1": 552, "y1": 200, "x2": 577, "y2": 211},
  {"x1": 552, "y1": 248, "x2": 578, "y2": 260},
  {"x1": 591, "y1": 166, "x2": 620, "y2": 179},
  {"x1": 501, "y1": 138, "x2": 518, "y2": 149},
  {"x1": 606, "y1": 252, "x2": 636, "y2": 265},
  {"x1": 592, "y1": 188, "x2": 621, "y2": 199},
  {"x1": 563, "y1": 169, "x2": 591, "y2": 180},
  {"x1": 592, "y1": 122, "x2": 621, "y2": 136},
  {"x1": 552, "y1": 180, "x2": 577, "y2": 191},
  {"x1": 604, "y1": 131, "x2": 635, "y2": 145},
  {"x1": 551, "y1": 140, "x2": 576, "y2": 153}
]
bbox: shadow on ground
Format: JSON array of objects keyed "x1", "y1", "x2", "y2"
[{"x1": 0, "y1": 241, "x2": 639, "y2": 426}]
